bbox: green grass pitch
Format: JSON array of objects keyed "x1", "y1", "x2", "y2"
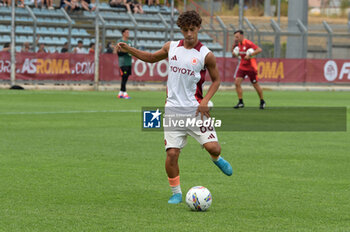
[{"x1": 0, "y1": 89, "x2": 349, "y2": 232}]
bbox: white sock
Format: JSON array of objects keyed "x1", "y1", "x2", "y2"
[
  {"x1": 118, "y1": 91, "x2": 123, "y2": 96},
  {"x1": 211, "y1": 155, "x2": 220, "y2": 162},
  {"x1": 123, "y1": 92, "x2": 128, "y2": 96},
  {"x1": 171, "y1": 185, "x2": 182, "y2": 195}
]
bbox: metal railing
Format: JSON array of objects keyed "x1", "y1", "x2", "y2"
[
  {"x1": 2, "y1": 5, "x2": 350, "y2": 59},
  {"x1": 212, "y1": 15, "x2": 350, "y2": 59},
  {"x1": 60, "y1": 8, "x2": 73, "y2": 51},
  {"x1": 182, "y1": 0, "x2": 350, "y2": 59},
  {"x1": 25, "y1": 6, "x2": 37, "y2": 51}
]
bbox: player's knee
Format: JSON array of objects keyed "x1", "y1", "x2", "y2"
[
  {"x1": 205, "y1": 143, "x2": 221, "y2": 156},
  {"x1": 166, "y1": 148, "x2": 180, "y2": 161},
  {"x1": 235, "y1": 80, "x2": 241, "y2": 87}
]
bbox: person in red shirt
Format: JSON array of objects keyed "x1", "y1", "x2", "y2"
[
  {"x1": 232, "y1": 30, "x2": 265, "y2": 109},
  {"x1": 88, "y1": 42, "x2": 95, "y2": 54}
]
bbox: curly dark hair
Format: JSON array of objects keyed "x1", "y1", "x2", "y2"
[{"x1": 176, "y1": 10, "x2": 202, "y2": 29}]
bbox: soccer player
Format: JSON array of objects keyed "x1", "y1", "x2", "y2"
[
  {"x1": 115, "y1": 28, "x2": 132, "y2": 99},
  {"x1": 232, "y1": 30, "x2": 266, "y2": 109},
  {"x1": 117, "y1": 10, "x2": 232, "y2": 204}
]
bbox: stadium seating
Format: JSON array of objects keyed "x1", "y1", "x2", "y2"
[
  {"x1": 0, "y1": 5, "x2": 221, "y2": 55},
  {"x1": 0, "y1": 25, "x2": 11, "y2": 33}
]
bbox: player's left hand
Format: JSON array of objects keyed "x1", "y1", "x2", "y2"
[
  {"x1": 196, "y1": 101, "x2": 210, "y2": 121},
  {"x1": 115, "y1": 42, "x2": 129, "y2": 53},
  {"x1": 244, "y1": 54, "x2": 251, "y2": 60}
]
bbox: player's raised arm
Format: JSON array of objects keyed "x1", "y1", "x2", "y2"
[{"x1": 116, "y1": 41, "x2": 170, "y2": 63}]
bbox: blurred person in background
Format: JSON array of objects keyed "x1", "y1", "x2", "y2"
[
  {"x1": 21, "y1": 36, "x2": 39, "y2": 53},
  {"x1": 130, "y1": 0, "x2": 143, "y2": 13},
  {"x1": 78, "y1": 0, "x2": 90, "y2": 12},
  {"x1": 145, "y1": 0, "x2": 159, "y2": 6},
  {"x1": 123, "y1": 0, "x2": 133, "y2": 13},
  {"x1": 3, "y1": 0, "x2": 24, "y2": 7},
  {"x1": 86, "y1": 0, "x2": 96, "y2": 11},
  {"x1": 61, "y1": 42, "x2": 69, "y2": 53},
  {"x1": 73, "y1": 40, "x2": 86, "y2": 54},
  {"x1": 2, "y1": 43, "x2": 10, "y2": 52},
  {"x1": 105, "y1": 41, "x2": 114, "y2": 53},
  {"x1": 61, "y1": 0, "x2": 81, "y2": 11},
  {"x1": 33, "y1": 0, "x2": 54, "y2": 9},
  {"x1": 114, "y1": 28, "x2": 132, "y2": 99},
  {"x1": 37, "y1": 43, "x2": 47, "y2": 53},
  {"x1": 88, "y1": 42, "x2": 95, "y2": 54},
  {"x1": 232, "y1": 30, "x2": 264, "y2": 109},
  {"x1": 109, "y1": 0, "x2": 126, "y2": 10},
  {"x1": 124, "y1": 0, "x2": 143, "y2": 13},
  {"x1": 46, "y1": 0, "x2": 54, "y2": 9},
  {"x1": 61, "y1": 0, "x2": 73, "y2": 11},
  {"x1": 21, "y1": 42, "x2": 32, "y2": 52}
]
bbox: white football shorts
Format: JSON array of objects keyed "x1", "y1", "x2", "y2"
[{"x1": 164, "y1": 118, "x2": 218, "y2": 150}]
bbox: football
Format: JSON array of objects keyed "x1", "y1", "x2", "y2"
[
  {"x1": 233, "y1": 46, "x2": 239, "y2": 56},
  {"x1": 185, "y1": 186, "x2": 212, "y2": 211},
  {"x1": 246, "y1": 48, "x2": 255, "y2": 56}
]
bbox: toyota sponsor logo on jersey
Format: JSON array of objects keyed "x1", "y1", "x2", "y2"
[
  {"x1": 324, "y1": 60, "x2": 350, "y2": 82},
  {"x1": 170, "y1": 66, "x2": 195, "y2": 76}
]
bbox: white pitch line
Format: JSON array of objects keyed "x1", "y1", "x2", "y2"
[{"x1": 0, "y1": 109, "x2": 141, "y2": 115}]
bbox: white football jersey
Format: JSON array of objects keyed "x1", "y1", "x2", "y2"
[
  {"x1": 74, "y1": 47, "x2": 86, "y2": 54},
  {"x1": 166, "y1": 40, "x2": 211, "y2": 110}
]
